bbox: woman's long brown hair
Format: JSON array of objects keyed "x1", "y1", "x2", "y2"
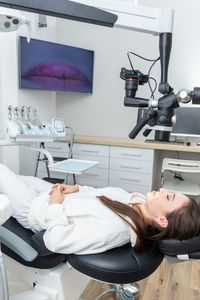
[{"x1": 97, "y1": 195, "x2": 200, "y2": 252}]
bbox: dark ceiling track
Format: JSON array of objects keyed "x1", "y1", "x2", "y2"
[{"x1": 0, "y1": 0, "x2": 118, "y2": 27}]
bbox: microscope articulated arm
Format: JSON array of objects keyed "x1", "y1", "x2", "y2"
[
  {"x1": 129, "y1": 110, "x2": 156, "y2": 139},
  {"x1": 72, "y1": 0, "x2": 173, "y2": 34}
]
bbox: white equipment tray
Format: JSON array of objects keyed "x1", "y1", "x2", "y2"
[{"x1": 49, "y1": 159, "x2": 99, "y2": 174}]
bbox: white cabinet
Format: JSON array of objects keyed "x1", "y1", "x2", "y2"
[
  {"x1": 73, "y1": 143, "x2": 154, "y2": 193},
  {"x1": 28, "y1": 141, "x2": 154, "y2": 192},
  {"x1": 73, "y1": 143, "x2": 109, "y2": 188},
  {"x1": 109, "y1": 146, "x2": 154, "y2": 194}
]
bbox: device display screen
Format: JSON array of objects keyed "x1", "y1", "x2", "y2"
[
  {"x1": 19, "y1": 36, "x2": 94, "y2": 94},
  {"x1": 172, "y1": 107, "x2": 200, "y2": 136}
]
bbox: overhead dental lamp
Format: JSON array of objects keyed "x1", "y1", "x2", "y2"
[{"x1": 0, "y1": 7, "x2": 31, "y2": 40}]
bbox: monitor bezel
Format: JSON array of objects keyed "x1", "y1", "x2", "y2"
[{"x1": 18, "y1": 36, "x2": 94, "y2": 94}]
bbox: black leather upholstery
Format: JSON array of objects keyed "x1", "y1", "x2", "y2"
[
  {"x1": 3, "y1": 216, "x2": 200, "y2": 285},
  {"x1": 2, "y1": 217, "x2": 68, "y2": 269},
  {"x1": 188, "y1": 250, "x2": 200, "y2": 259},
  {"x1": 67, "y1": 244, "x2": 164, "y2": 284},
  {"x1": 1, "y1": 217, "x2": 165, "y2": 284},
  {"x1": 31, "y1": 230, "x2": 54, "y2": 256},
  {"x1": 158, "y1": 235, "x2": 200, "y2": 256}
]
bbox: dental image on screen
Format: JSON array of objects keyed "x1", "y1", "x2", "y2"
[{"x1": 19, "y1": 36, "x2": 94, "y2": 93}]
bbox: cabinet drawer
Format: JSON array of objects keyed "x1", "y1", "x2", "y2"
[
  {"x1": 74, "y1": 154, "x2": 109, "y2": 169},
  {"x1": 73, "y1": 143, "x2": 109, "y2": 157},
  {"x1": 109, "y1": 180, "x2": 151, "y2": 194},
  {"x1": 81, "y1": 168, "x2": 109, "y2": 181},
  {"x1": 37, "y1": 170, "x2": 65, "y2": 180},
  {"x1": 75, "y1": 176, "x2": 108, "y2": 188},
  {"x1": 76, "y1": 168, "x2": 109, "y2": 188},
  {"x1": 109, "y1": 170, "x2": 152, "y2": 186},
  {"x1": 45, "y1": 142, "x2": 69, "y2": 153},
  {"x1": 110, "y1": 146, "x2": 153, "y2": 161},
  {"x1": 110, "y1": 158, "x2": 153, "y2": 173}
]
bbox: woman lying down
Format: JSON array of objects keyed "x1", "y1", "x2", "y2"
[{"x1": 1, "y1": 164, "x2": 200, "y2": 255}]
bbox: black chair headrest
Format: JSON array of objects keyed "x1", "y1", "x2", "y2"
[{"x1": 158, "y1": 234, "x2": 200, "y2": 256}]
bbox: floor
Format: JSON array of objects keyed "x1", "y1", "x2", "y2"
[
  {"x1": 5, "y1": 256, "x2": 200, "y2": 299},
  {"x1": 80, "y1": 258, "x2": 200, "y2": 300}
]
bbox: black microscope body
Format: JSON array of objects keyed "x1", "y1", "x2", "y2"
[{"x1": 121, "y1": 33, "x2": 200, "y2": 142}]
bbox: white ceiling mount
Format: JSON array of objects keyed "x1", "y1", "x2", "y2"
[{"x1": 38, "y1": 14, "x2": 47, "y2": 28}]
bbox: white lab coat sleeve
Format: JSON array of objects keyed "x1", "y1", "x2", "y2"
[
  {"x1": 91, "y1": 187, "x2": 132, "y2": 203},
  {"x1": 43, "y1": 204, "x2": 128, "y2": 254},
  {"x1": 19, "y1": 175, "x2": 53, "y2": 198},
  {"x1": 77, "y1": 186, "x2": 132, "y2": 203},
  {"x1": 77, "y1": 185, "x2": 96, "y2": 193},
  {"x1": 78, "y1": 185, "x2": 132, "y2": 203}
]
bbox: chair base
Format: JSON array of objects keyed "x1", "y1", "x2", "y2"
[
  {"x1": 95, "y1": 283, "x2": 140, "y2": 300},
  {"x1": 4, "y1": 255, "x2": 90, "y2": 300}
]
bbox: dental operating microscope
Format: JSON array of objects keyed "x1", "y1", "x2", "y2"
[
  {"x1": 120, "y1": 38, "x2": 200, "y2": 142},
  {"x1": 69, "y1": 0, "x2": 200, "y2": 143}
]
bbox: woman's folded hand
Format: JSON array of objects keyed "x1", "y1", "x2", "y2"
[
  {"x1": 49, "y1": 184, "x2": 79, "y2": 195},
  {"x1": 49, "y1": 185, "x2": 64, "y2": 205}
]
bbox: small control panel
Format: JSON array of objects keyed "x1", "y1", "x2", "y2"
[{"x1": 52, "y1": 118, "x2": 66, "y2": 137}]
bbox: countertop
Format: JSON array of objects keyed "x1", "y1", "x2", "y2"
[{"x1": 72, "y1": 135, "x2": 200, "y2": 153}]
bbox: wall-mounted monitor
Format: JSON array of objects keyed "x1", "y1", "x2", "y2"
[{"x1": 19, "y1": 36, "x2": 94, "y2": 94}]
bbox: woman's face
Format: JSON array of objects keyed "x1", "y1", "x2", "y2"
[{"x1": 145, "y1": 188, "x2": 190, "y2": 227}]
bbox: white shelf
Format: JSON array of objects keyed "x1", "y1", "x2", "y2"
[{"x1": 49, "y1": 159, "x2": 99, "y2": 174}]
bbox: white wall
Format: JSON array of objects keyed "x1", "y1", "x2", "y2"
[
  {"x1": 0, "y1": 10, "x2": 57, "y2": 173},
  {"x1": 18, "y1": 13, "x2": 57, "y2": 175},
  {"x1": 1, "y1": 0, "x2": 200, "y2": 173},
  {"x1": 0, "y1": 31, "x2": 19, "y2": 171},
  {"x1": 56, "y1": 0, "x2": 200, "y2": 138},
  {"x1": 56, "y1": 19, "x2": 158, "y2": 138}
]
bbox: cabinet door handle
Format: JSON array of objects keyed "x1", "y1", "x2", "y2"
[
  {"x1": 120, "y1": 177, "x2": 140, "y2": 182},
  {"x1": 47, "y1": 145, "x2": 63, "y2": 150},
  {"x1": 120, "y1": 165, "x2": 141, "y2": 170},
  {"x1": 85, "y1": 173, "x2": 98, "y2": 177},
  {"x1": 121, "y1": 153, "x2": 142, "y2": 157},
  {"x1": 80, "y1": 149, "x2": 99, "y2": 153}
]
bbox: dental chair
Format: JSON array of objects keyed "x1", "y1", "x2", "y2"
[{"x1": 0, "y1": 197, "x2": 200, "y2": 300}]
